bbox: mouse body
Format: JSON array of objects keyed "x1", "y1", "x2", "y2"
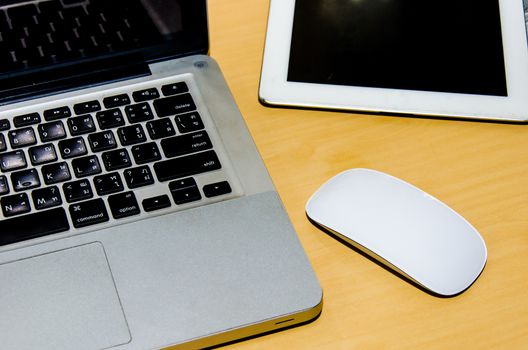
[{"x1": 306, "y1": 168, "x2": 487, "y2": 296}]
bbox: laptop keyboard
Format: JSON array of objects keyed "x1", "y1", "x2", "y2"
[
  {"x1": 0, "y1": 78, "x2": 237, "y2": 247},
  {"x1": 0, "y1": 0, "x2": 160, "y2": 72}
]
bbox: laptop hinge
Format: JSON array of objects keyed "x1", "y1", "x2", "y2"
[{"x1": 0, "y1": 53, "x2": 151, "y2": 106}]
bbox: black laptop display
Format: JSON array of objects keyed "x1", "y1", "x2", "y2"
[{"x1": 0, "y1": 0, "x2": 207, "y2": 103}]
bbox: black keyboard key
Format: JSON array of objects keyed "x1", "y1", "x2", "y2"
[
  {"x1": 93, "y1": 172, "x2": 124, "y2": 196},
  {"x1": 124, "y1": 102, "x2": 154, "y2": 123},
  {"x1": 96, "y1": 108, "x2": 125, "y2": 129},
  {"x1": 161, "y1": 82, "x2": 189, "y2": 96},
  {"x1": 132, "y1": 88, "x2": 159, "y2": 102},
  {"x1": 0, "y1": 119, "x2": 10, "y2": 131},
  {"x1": 13, "y1": 112, "x2": 41, "y2": 127},
  {"x1": 131, "y1": 142, "x2": 161, "y2": 165},
  {"x1": 175, "y1": 112, "x2": 204, "y2": 133},
  {"x1": 8, "y1": 127, "x2": 37, "y2": 148},
  {"x1": 147, "y1": 118, "x2": 176, "y2": 140},
  {"x1": 58, "y1": 137, "x2": 87, "y2": 159},
  {"x1": 103, "y1": 93, "x2": 130, "y2": 108},
  {"x1": 0, "y1": 150, "x2": 27, "y2": 172},
  {"x1": 73, "y1": 100, "x2": 101, "y2": 114},
  {"x1": 203, "y1": 181, "x2": 232, "y2": 198},
  {"x1": 32, "y1": 186, "x2": 62, "y2": 210},
  {"x1": 169, "y1": 177, "x2": 201, "y2": 205},
  {"x1": 1, "y1": 193, "x2": 31, "y2": 217},
  {"x1": 11, "y1": 168, "x2": 40, "y2": 192},
  {"x1": 142, "y1": 195, "x2": 171, "y2": 212},
  {"x1": 161, "y1": 131, "x2": 213, "y2": 158},
  {"x1": 154, "y1": 150, "x2": 221, "y2": 182},
  {"x1": 0, "y1": 207, "x2": 69, "y2": 246},
  {"x1": 0, "y1": 175, "x2": 10, "y2": 195},
  {"x1": 38, "y1": 121, "x2": 67, "y2": 141},
  {"x1": 108, "y1": 191, "x2": 140, "y2": 219},
  {"x1": 43, "y1": 106, "x2": 72, "y2": 121},
  {"x1": 102, "y1": 149, "x2": 131, "y2": 170},
  {"x1": 63, "y1": 179, "x2": 93, "y2": 203},
  {"x1": 153, "y1": 94, "x2": 196, "y2": 117},
  {"x1": 117, "y1": 124, "x2": 146, "y2": 146},
  {"x1": 68, "y1": 114, "x2": 96, "y2": 136},
  {"x1": 88, "y1": 130, "x2": 117, "y2": 152},
  {"x1": 42, "y1": 162, "x2": 71, "y2": 185},
  {"x1": 124, "y1": 165, "x2": 154, "y2": 189},
  {"x1": 69, "y1": 198, "x2": 109, "y2": 228},
  {"x1": 0, "y1": 134, "x2": 6, "y2": 152},
  {"x1": 72, "y1": 155, "x2": 102, "y2": 178},
  {"x1": 28, "y1": 144, "x2": 57, "y2": 165}
]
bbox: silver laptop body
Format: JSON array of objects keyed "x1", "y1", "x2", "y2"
[{"x1": 0, "y1": 1, "x2": 322, "y2": 349}]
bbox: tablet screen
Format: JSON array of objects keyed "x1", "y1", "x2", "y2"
[{"x1": 287, "y1": 0, "x2": 507, "y2": 96}]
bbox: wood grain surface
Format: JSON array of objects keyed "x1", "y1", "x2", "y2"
[{"x1": 205, "y1": 1, "x2": 528, "y2": 348}]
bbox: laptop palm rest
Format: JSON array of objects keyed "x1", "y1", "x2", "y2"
[{"x1": 0, "y1": 243, "x2": 131, "y2": 350}]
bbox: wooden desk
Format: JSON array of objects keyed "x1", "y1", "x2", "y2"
[{"x1": 207, "y1": 1, "x2": 528, "y2": 348}]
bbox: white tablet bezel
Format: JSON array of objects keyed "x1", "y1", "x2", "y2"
[{"x1": 259, "y1": 0, "x2": 528, "y2": 122}]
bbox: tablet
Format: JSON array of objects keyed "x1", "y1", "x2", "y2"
[{"x1": 259, "y1": 0, "x2": 528, "y2": 122}]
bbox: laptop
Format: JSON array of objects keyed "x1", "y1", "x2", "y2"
[{"x1": 0, "y1": 1, "x2": 322, "y2": 349}]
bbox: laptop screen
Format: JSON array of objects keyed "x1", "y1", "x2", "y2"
[{"x1": 0, "y1": 0, "x2": 208, "y2": 103}]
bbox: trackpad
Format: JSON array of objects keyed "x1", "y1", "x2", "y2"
[{"x1": 0, "y1": 243, "x2": 131, "y2": 350}]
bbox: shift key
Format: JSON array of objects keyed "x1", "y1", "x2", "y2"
[
  {"x1": 154, "y1": 150, "x2": 221, "y2": 182},
  {"x1": 69, "y1": 198, "x2": 109, "y2": 228}
]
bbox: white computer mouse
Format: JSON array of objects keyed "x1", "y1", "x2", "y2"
[{"x1": 306, "y1": 168, "x2": 487, "y2": 297}]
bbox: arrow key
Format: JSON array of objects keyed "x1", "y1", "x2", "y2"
[
  {"x1": 142, "y1": 194, "x2": 171, "y2": 212},
  {"x1": 169, "y1": 177, "x2": 201, "y2": 205},
  {"x1": 203, "y1": 181, "x2": 232, "y2": 198}
]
